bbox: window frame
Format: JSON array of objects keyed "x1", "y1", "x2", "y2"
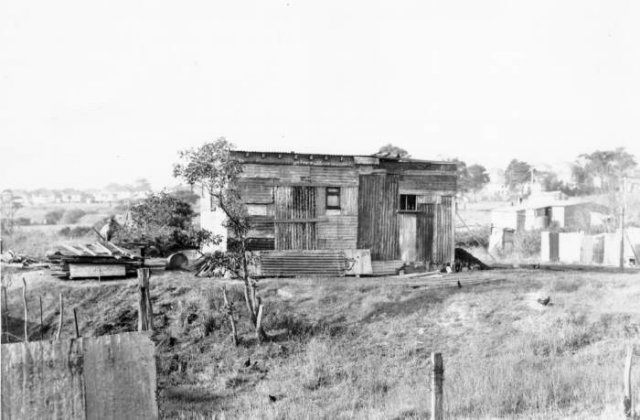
[
  {"x1": 399, "y1": 194, "x2": 417, "y2": 212},
  {"x1": 326, "y1": 187, "x2": 341, "y2": 210}
]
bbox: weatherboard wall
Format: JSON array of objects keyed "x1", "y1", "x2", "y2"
[{"x1": 200, "y1": 152, "x2": 457, "y2": 267}]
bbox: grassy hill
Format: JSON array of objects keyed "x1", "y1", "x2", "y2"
[{"x1": 2, "y1": 268, "x2": 639, "y2": 419}]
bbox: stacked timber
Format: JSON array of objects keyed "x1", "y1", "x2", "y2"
[{"x1": 47, "y1": 242, "x2": 143, "y2": 280}]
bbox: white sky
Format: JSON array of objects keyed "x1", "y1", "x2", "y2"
[{"x1": 1, "y1": 0, "x2": 639, "y2": 190}]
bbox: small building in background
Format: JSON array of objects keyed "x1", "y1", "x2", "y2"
[
  {"x1": 200, "y1": 150, "x2": 458, "y2": 276},
  {"x1": 540, "y1": 228, "x2": 640, "y2": 267},
  {"x1": 490, "y1": 198, "x2": 608, "y2": 232}
]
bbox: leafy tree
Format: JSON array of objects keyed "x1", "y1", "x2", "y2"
[
  {"x1": 375, "y1": 143, "x2": 410, "y2": 158},
  {"x1": 448, "y1": 160, "x2": 489, "y2": 196},
  {"x1": 44, "y1": 209, "x2": 65, "y2": 225},
  {"x1": 174, "y1": 137, "x2": 267, "y2": 342},
  {"x1": 113, "y1": 192, "x2": 214, "y2": 256},
  {"x1": 569, "y1": 163, "x2": 595, "y2": 195},
  {"x1": 467, "y1": 164, "x2": 490, "y2": 193},
  {"x1": 62, "y1": 208, "x2": 87, "y2": 224},
  {"x1": 448, "y1": 158, "x2": 471, "y2": 193},
  {"x1": 504, "y1": 159, "x2": 533, "y2": 191},
  {"x1": 170, "y1": 189, "x2": 200, "y2": 205},
  {"x1": 573, "y1": 147, "x2": 637, "y2": 193}
]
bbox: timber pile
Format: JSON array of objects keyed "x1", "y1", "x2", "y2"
[{"x1": 47, "y1": 242, "x2": 143, "y2": 279}]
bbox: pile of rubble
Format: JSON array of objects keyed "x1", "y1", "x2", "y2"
[
  {"x1": 47, "y1": 242, "x2": 143, "y2": 280},
  {"x1": 0, "y1": 250, "x2": 41, "y2": 268}
]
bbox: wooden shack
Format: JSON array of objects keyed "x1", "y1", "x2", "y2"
[{"x1": 200, "y1": 151, "x2": 457, "y2": 275}]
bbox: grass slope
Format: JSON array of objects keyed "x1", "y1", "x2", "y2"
[{"x1": 2, "y1": 268, "x2": 640, "y2": 419}]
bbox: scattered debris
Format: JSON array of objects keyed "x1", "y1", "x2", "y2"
[
  {"x1": 46, "y1": 242, "x2": 143, "y2": 279},
  {"x1": 454, "y1": 248, "x2": 490, "y2": 271},
  {"x1": 0, "y1": 250, "x2": 39, "y2": 267}
]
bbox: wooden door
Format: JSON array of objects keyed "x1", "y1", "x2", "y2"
[
  {"x1": 398, "y1": 214, "x2": 417, "y2": 262},
  {"x1": 417, "y1": 203, "x2": 435, "y2": 263}
]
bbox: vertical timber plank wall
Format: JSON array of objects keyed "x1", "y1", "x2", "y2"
[
  {"x1": 357, "y1": 174, "x2": 400, "y2": 260},
  {"x1": 275, "y1": 186, "x2": 317, "y2": 250},
  {"x1": 434, "y1": 196, "x2": 454, "y2": 264},
  {"x1": 417, "y1": 203, "x2": 435, "y2": 263},
  {"x1": 1, "y1": 332, "x2": 158, "y2": 420}
]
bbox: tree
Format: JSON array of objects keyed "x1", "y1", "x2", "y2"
[
  {"x1": 44, "y1": 209, "x2": 65, "y2": 225},
  {"x1": 448, "y1": 159, "x2": 490, "y2": 198},
  {"x1": 448, "y1": 158, "x2": 471, "y2": 193},
  {"x1": 504, "y1": 159, "x2": 533, "y2": 192},
  {"x1": 170, "y1": 189, "x2": 200, "y2": 205},
  {"x1": 173, "y1": 137, "x2": 268, "y2": 342},
  {"x1": 536, "y1": 170, "x2": 565, "y2": 192},
  {"x1": 113, "y1": 192, "x2": 214, "y2": 256},
  {"x1": 573, "y1": 147, "x2": 637, "y2": 193},
  {"x1": 467, "y1": 164, "x2": 490, "y2": 193},
  {"x1": 375, "y1": 143, "x2": 410, "y2": 158}
]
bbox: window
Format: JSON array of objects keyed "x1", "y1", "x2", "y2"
[
  {"x1": 326, "y1": 187, "x2": 341, "y2": 209},
  {"x1": 399, "y1": 194, "x2": 417, "y2": 211}
]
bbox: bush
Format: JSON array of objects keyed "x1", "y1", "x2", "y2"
[
  {"x1": 44, "y1": 209, "x2": 64, "y2": 225},
  {"x1": 14, "y1": 217, "x2": 31, "y2": 226},
  {"x1": 59, "y1": 226, "x2": 92, "y2": 238},
  {"x1": 112, "y1": 192, "x2": 217, "y2": 256},
  {"x1": 456, "y1": 226, "x2": 490, "y2": 248},
  {"x1": 62, "y1": 208, "x2": 87, "y2": 224},
  {"x1": 514, "y1": 230, "x2": 541, "y2": 257}
]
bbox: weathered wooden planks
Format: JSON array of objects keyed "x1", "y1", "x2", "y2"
[
  {"x1": 69, "y1": 264, "x2": 126, "y2": 279},
  {"x1": 225, "y1": 151, "x2": 458, "y2": 269},
  {"x1": 1, "y1": 333, "x2": 158, "y2": 420},
  {"x1": 357, "y1": 174, "x2": 400, "y2": 260}
]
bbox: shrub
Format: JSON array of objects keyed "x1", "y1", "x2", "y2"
[
  {"x1": 514, "y1": 230, "x2": 541, "y2": 257},
  {"x1": 62, "y1": 208, "x2": 87, "y2": 224},
  {"x1": 456, "y1": 226, "x2": 490, "y2": 248},
  {"x1": 112, "y1": 192, "x2": 217, "y2": 256},
  {"x1": 14, "y1": 217, "x2": 31, "y2": 226},
  {"x1": 59, "y1": 226, "x2": 92, "y2": 238},
  {"x1": 44, "y1": 209, "x2": 64, "y2": 225}
]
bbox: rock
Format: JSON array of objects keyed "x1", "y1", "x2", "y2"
[
  {"x1": 537, "y1": 296, "x2": 551, "y2": 306},
  {"x1": 277, "y1": 288, "x2": 294, "y2": 300}
]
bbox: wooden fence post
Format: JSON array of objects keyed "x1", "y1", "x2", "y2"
[
  {"x1": 39, "y1": 296, "x2": 44, "y2": 341},
  {"x1": 1, "y1": 285, "x2": 8, "y2": 343},
  {"x1": 137, "y1": 268, "x2": 151, "y2": 331},
  {"x1": 624, "y1": 345, "x2": 633, "y2": 418},
  {"x1": 73, "y1": 307, "x2": 80, "y2": 338},
  {"x1": 56, "y1": 293, "x2": 63, "y2": 340},
  {"x1": 22, "y1": 278, "x2": 28, "y2": 342},
  {"x1": 431, "y1": 352, "x2": 444, "y2": 420}
]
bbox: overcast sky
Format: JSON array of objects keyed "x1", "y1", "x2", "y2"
[{"x1": 1, "y1": 0, "x2": 639, "y2": 190}]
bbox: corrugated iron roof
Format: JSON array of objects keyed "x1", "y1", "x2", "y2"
[
  {"x1": 231, "y1": 150, "x2": 456, "y2": 166},
  {"x1": 492, "y1": 197, "x2": 595, "y2": 212}
]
